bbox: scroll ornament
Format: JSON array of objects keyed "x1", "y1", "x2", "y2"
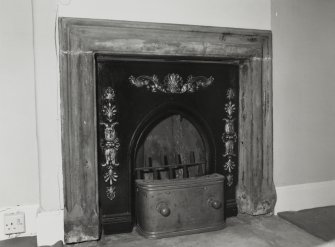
[
  {"x1": 100, "y1": 87, "x2": 120, "y2": 200},
  {"x1": 222, "y1": 88, "x2": 237, "y2": 187},
  {"x1": 129, "y1": 73, "x2": 214, "y2": 94}
]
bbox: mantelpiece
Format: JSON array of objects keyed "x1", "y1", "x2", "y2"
[{"x1": 59, "y1": 18, "x2": 275, "y2": 244}]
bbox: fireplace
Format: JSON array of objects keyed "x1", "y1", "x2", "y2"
[
  {"x1": 96, "y1": 56, "x2": 239, "y2": 234},
  {"x1": 59, "y1": 18, "x2": 276, "y2": 243}
]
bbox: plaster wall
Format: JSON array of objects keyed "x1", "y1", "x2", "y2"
[
  {"x1": 57, "y1": 0, "x2": 271, "y2": 29},
  {"x1": 272, "y1": 0, "x2": 335, "y2": 186},
  {"x1": 0, "y1": 0, "x2": 39, "y2": 208}
]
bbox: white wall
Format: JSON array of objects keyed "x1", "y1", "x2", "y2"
[
  {"x1": 32, "y1": 0, "x2": 63, "y2": 212},
  {"x1": 272, "y1": 0, "x2": 335, "y2": 186},
  {"x1": 0, "y1": 1, "x2": 39, "y2": 208},
  {"x1": 0, "y1": 0, "x2": 40, "y2": 240},
  {"x1": 57, "y1": 0, "x2": 271, "y2": 29},
  {"x1": 272, "y1": 0, "x2": 335, "y2": 212}
]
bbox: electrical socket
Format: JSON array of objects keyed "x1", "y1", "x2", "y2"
[{"x1": 4, "y1": 212, "x2": 25, "y2": 235}]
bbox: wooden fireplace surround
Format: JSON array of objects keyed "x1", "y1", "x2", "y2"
[{"x1": 59, "y1": 18, "x2": 275, "y2": 243}]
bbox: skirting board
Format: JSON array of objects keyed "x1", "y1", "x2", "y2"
[
  {"x1": 0, "y1": 204, "x2": 39, "y2": 241},
  {"x1": 36, "y1": 209, "x2": 64, "y2": 246},
  {"x1": 275, "y1": 179, "x2": 335, "y2": 214}
]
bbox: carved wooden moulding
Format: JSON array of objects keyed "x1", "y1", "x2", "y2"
[{"x1": 59, "y1": 18, "x2": 275, "y2": 244}]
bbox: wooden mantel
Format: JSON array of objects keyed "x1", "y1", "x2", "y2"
[{"x1": 59, "y1": 18, "x2": 275, "y2": 244}]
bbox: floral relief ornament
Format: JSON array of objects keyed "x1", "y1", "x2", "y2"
[
  {"x1": 100, "y1": 87, "x2": 120, "y2": 201},
  {"x1": 226, "y1": 174, "x2": 234, "y2": 187},
  {"x1": 226, "y1": 88, "x2": 235, "y2": 100},
  {"x1": 224, "y1": 157, "x2": 236, "y2": 173},
  {"x1": 222, "y1": 88, "x2": 237, "y2": 187},
  {"x1": 102, "y1": 103, "x2": 117, "y2": 122},
  {"x1": 129, "y1": 73, "x2": 214, "y2": 94},
  {"x1": 224, "y1": 101, "x2": 236, "y2": 118},
  {"x1": 106, "y1": 186, "x2": 116, "y2": 201},
  {"x1": 104, "y1": 166, "x2": 118, "y2": 185}
]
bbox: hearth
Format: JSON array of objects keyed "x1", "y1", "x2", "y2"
[
  {"x1": 59, "y1": 18, "x2": 275, "y2": 244},
  {"x1": 96, "y1": 56, "x2": 239, "y2": 235}
]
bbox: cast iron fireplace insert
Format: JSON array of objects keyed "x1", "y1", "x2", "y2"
[{"x1": 96, "y1": 55, "x2": 239, "y2": 234}]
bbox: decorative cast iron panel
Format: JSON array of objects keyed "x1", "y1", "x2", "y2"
[
  {"x1": 100, "y1": 87, "x2": 120, "y2": 200},
  {"x1": 129, "y1": 73, "x2": 214, "y2": 93},
  {"x1": 222, "y1": 88, "x2": 238, "y2": 187}
]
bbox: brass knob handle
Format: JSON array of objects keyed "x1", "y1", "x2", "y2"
[
  {"x1": 157, "y1": 203, "x2": 171, "y2": 217},
  {"x1": 208, "y1": 198, "x2": 222, "y2": 209}
]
